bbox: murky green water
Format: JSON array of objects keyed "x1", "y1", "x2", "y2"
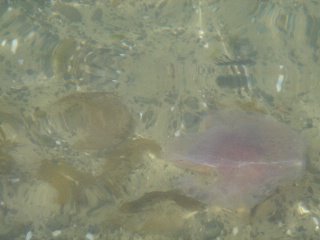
[{"x1": 0, "y1": 0, "x2": 320, "y2": 239}]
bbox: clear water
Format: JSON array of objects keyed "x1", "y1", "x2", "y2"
[{"x1": 0, "y1": 0, "x2": 319, "y2": 239}]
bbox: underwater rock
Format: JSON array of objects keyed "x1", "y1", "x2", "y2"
[
  {"x1": 38, "y1": 159, "x2": 100, "y2": 206},
  {"x1": 164, "y1": 110, "x2": 306, "y2": 209},
  {"x1": 30, "y1": 92, "x2": 134, "y2": 151}
]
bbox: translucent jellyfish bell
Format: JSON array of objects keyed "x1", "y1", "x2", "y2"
[{"x1": 164, "y1": 110, "x2": 306, "y2": 209}]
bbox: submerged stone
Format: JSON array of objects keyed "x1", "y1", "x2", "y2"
[{"x1": 31, "y1": 92, "x2": 134, "y2": 151}]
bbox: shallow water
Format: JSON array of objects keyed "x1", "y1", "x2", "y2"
[{"x1": 1, "y1": 0, "x2": 320, "y2": 239}]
